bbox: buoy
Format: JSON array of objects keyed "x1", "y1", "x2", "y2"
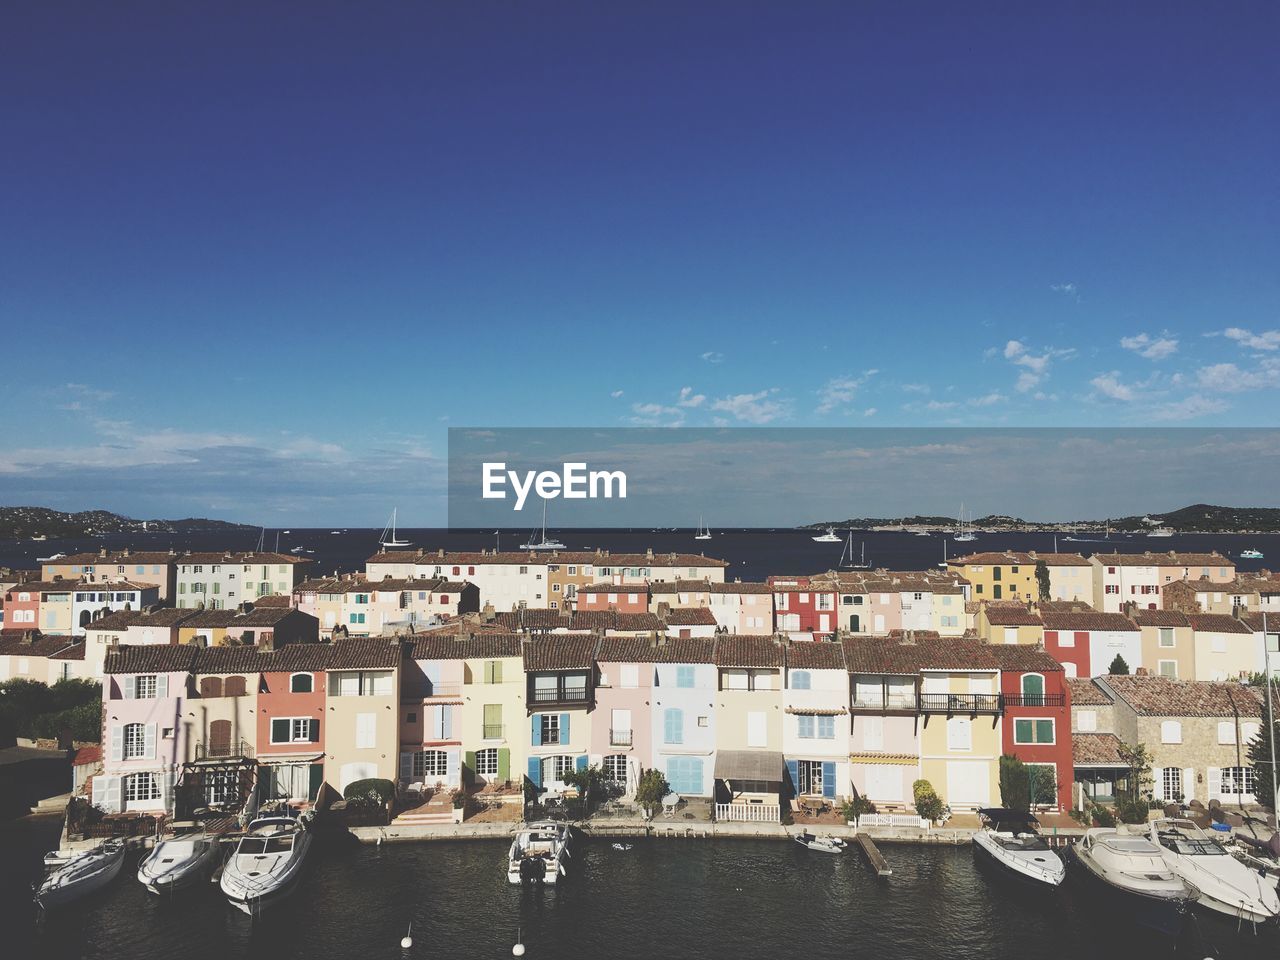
[
  {"x1": 513, "y1": 926, "x2": 525, "y2": 956},
  {"x1": 401, "y1": 922, "x2": 412, "y2": 949}
]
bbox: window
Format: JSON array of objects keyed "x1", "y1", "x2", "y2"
[
  {"x1": 675, "y1": 665, "x2": 695, "y2": 689},
  {"x1": 1221, "y1": 766, "x2": 1256, "y2": 799},
  {"x1": 797, "y1": 759, "x2": 825, "y2": 796},
  {"x1": 947, "y1": 716, "x2": 972, "y2": 751},
  {"x1": 603, "y1": 754, "x2": 628, "y2": 784},
  {"x1": 412, "y1": 750, "x2": 448, "y2": 778},
  {"x1": 1218, "y1": 721, "x2": 1237, "y2": 745},
  {"x1": 545, "y1": 755, "x2": 575, "y2": 781},
  {"x1": 271, "y1": 718, "x2": 318, "y2": 743},
  {"x1": 1159, "y1": 628, "x2": 1175, "y2": 648},
  {"x1": 540, "y1": 714, "x2": 562, "y2": 745},
  {"x1": 620, "y1": 664, "x2": 639, "y2": 688},
  {"x1": 666, "y1": 756, "x2": 703, "y2": 795},
  {"x1": 224, "y1": 676, "x2": 247, "y2": 697},
  {"x1": 135, "y1": 675, "x2": 157, "y2": 699},
  {"x1": 1211, "y1": 635, "x2": 1227, "y2": 653},
  {"x1": 123, "y1": 722, "x2": 147, "y2": 759},
  {"x1": 791, "y1": 670, "x2": 811, "y2": 690},
  {"x1": 1020, "y1": 674, "x2": 1045, "y2": 701},
  {"x1": 1162, "y1": 766, "x2": 1183, "y2": 801},
  {"x1": 1156, "y1": 660, "x2": 1177, "y2": 678},
  {"x1": 1014, "y1": 719, "x2": 1055, "y2": 744},
  {"x1": 475, "y1": 748, "x2": 499, "y2": 777},
  {"x1": 817, "y1": 715, "x2": 835, "y2": 739},
  {"x1": 290, "y1": 673, "x2": 313, "y2": 693},
  {"x1": 797, "y1": 715, "x2": 815, "y2": 738},
  {"x1": 1161, "y1": 720, "x2": 1182, "y2": 744},
  {"x1": 483, "y1": 660, "x2": 504, "y2": 684},
  {"x1": 356, "y1": 712, "x2": 376, "y2": 748},
  {"x1": 747, "y1": 711, "x2": 766, "y2": 747},
  {"x1": 1077, "y1": 710, "x2": 1097, "y2": 732},
  {"x1": 664, "y1": 708, "x2": 683, "y2": 744},
  {"x1": 124, "y1": 772, "x2": 160, "y2": 803}
]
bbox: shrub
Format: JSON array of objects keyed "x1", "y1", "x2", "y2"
[
  {"x1": 912, "y1": 779, "x2": 944, "y2": 822},
  {"x1": 634, "y1": 768, "x2": 669, "y2": 819},
  {"x1": 841, "y1": 795, "x2": 877, "y2": 821},
  {"x1": 343, "y1": 777, "x2": 394, "y2": 805},
  {"x1": 1091, "y1": 805, "x2": 1117, "y2": 828},
  {"x1": 999, "y1": 755, "x2": 1030, "y2": 812}
]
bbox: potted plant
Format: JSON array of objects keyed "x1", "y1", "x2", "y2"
[{"x1": 451, "y1": 790, "x2": 466, "y2": 823}]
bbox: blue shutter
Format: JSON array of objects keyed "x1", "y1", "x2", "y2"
[
  {"x1": 575, "y1": 755, "x2": 588, "y2": 773},
  {"x1": 527, "y1": 756, "x2": 542, "y2": 788},
  {"x1": 785, "y1": 759, "x2": 800, "y2": 793},
  {"x1": 665, "y1": 707, "x2": 683, "y2": 744},
  {"x1": 531, "y1": 714, "x2": 542, "y2": 746},
  {"x1": 687, "y1": 757, "x2": 704, "y2": 796},
  {"x1": 822, "y1": 762, "x2": 836, "y2": 799},
  {"x1": 560, "y1": 712, "x2": 570, "y2": 745}
]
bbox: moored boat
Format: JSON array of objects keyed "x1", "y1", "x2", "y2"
[
  {"x1": 138, "y1": 835, "x2": 222, "y2": 895},
  {"x1": 971, "y1": 808, "x2": 1064, "y2": 888},
  {"x1": 34, "y1": 839, "x2": 126, "y2": 910},
  {"x1": 811, "y1": 527, "x2": 841, "y2": 543},
  {"x1": 219, "y1": 811, "x2": 313, "y2": 915},
  {"x1": 508, "y1": 820, "x2": 571, "y2": 884},
  {"x1": 1241, "y1": 548, "x2": 1264, "y2": 560},
  {"x1": 794, "y1": 832, "x2": 847, "y2": 854},
  {"x1": 1149, "y1": 818, "x2": 1279, "y2": 925},
  {"x1": 1069, "y1": 827, "x2": 1197, "y2": 936}
]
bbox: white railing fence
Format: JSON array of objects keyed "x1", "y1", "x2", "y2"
[
  {"x1": 716, "y1": 803, "x2": 781, "y2": 823},
  {"x1": 855, "y1": 813, "x2": 929, "y2": 829}
]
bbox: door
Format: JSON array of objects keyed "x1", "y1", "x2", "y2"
[
  {"x1": 865, "y1": 765, "x2": 903, "y2": 803},
  {"x1": 946, "y1": 760, "x2": 990, "y2": 807},
  {"x1": 208, "y1": 719, "x2": 232, "y2": 758},
  {"x1": 849, "y1": 614, "x2": 860, "y2": 632}
]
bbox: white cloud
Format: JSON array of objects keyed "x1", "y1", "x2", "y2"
[
  {"x1": 700, "y1": 351, "x2": 725, "y2": 364},
  {"x1": 677, "y1": 386, "x2": 706, "y2": 408},
  {"x1": 1015, "y1": 371, "x2": 1039, "y2": 393},
  {"x1": 1090, "y1": 372, "x2": 1136, "y2": 402},
  {"x1": 1000, "y1": 339, "x2": 1075, "y2": 393},
  {"x1": 968, "y1": 392, "x2": 1006, "y2": 407},
  {"x1": 710, "y1": 389, "x2": 788, "y2": 424},
  {"x1": 863, "y1": 408, "x2": 877, "y2": 417},
  {"x1": 1050, "y1": 282, "x2": 1079, "y2": 300},
  {"x1": 1150, "y1": 394, "x2": 1230, "y2": 421},
  {"x1": 925, "y1": 400, "x2": 957, "y2": 411},
  {"x1": 1195, "y1": 362, "x2": 1280, "y2": 394},
  {"x1": 1120, "y1": 332, "x2": 1179, "y2": 360},
  {"x1": 610, "y1": 390, "x2": 624, "y2": 399},
  {"x1": 901, "y1": 383, "x2": 930, "y2": 394},
  {"x1": 1221, "y1": 327, "x2": 1280, "y2": 352},
  {"x1": 815, "y1": 371, "x2": 877, "y2": 415}
]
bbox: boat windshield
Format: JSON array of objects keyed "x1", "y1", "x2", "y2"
[
  {"x1": 239, "y1": 834, "x2": 294, "y2": 855},
  {"x1": 993, "y1": 833, "x2": 1050, "y2": 851},
  {"x1": 1158, "y1": 831, "x2": 1226, "y2": 856}
]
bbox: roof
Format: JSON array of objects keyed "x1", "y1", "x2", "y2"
[
  {"x1": 983, "y1": 607, "x2": 1043, "y2": 627},
  {"x1": 785, "y1": 642, "x2": 847, "y2": 670},
  {"x1": 714, "y1": 635, "x2": 784, "y2": 668},
  {"x1": 73, "y1": 746, "x2": 102, "y2": 766},
  {"x1": 1100, "y1": 675, "x2": 1263, "y2": 717},
  {"x1": 83, "y1": 608, "x2": 198, "y2": 630},
  {"x1": 175, "y1": 551, "x2": 311, "y2": 565},
  {"x1": 579, "y1": 582, "x2": 649, "y2": 594},
  {"x1": 326, "y1": 638, "x2": 403, "y2": 670},
  {"x1": 47, "y1": 550, "x2": 178, "y2": 565},
  {"x1": 1240, "y1": 612, "x2": 1280, "y2": 633},
  {"x1": 49, "y1": 642, "x2": 86, "y2": 661},
  {"x1": 950, "y1": 551, "x2": 1090, "y2": 567},
  {"x1": 1092, "y1": 551, "x2": 1234, "y2": 568},
  {"x1": 179, "y1": 606, "x2": 308, "y2": 628},
  {"x1": 408, "y1": 634, "x2": 525, "y2": 661},
  {"x1": 840, "y1": 636, "x2": 998, "y2": 674},
  {"x1": 1066, "y1": 678, "x2": 1114, "y2": 705},
  {"x1": 191, "y1": 646, "x2": 273, "y2": 674},
  {"x1": 987, "y1": 644, "x2": 1063, "y2": 673},
  {"x1": 708, "y1": 581, "x2": 774, "y2": 594},
  {"x1": 523, "y1": 635, "x2": 598, "y2": 671},
  {"x1": 367, "y1": 549, "x2": 729, "y2": 568},
  {"x1": 596, "y1": 636, "x2": 716, "y2": 663},
  {"x1": 662, "y1": 608, "x2": 717, "y2": 626},
  {"x1": 1186, "y1": 614, "x2": 1251, "y2": 635},
  {"x1": 1131, "y1": 610, "x2": 1192, "y2": 628},
  {"x1": 0, "y1": 633, "x2": 84, "y2": 658},
  {"x1": 103, "y1": 644, "x2": 200, "y2": 675},
  {"x1": 1073, "y1": 732, "x2": 1127, "y2": 765},
  {"x1": 714, "y1": 749, "x2": 785, "y2": 781},
  {"x1": 1041, "y1": 612, "x2": 1137, "y2": 632}
]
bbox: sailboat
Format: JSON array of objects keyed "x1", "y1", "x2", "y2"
[
  {"x1": 379, "y1": 508, "x2": 412, "y2": 548},
  {"x1": 519, "y1": 500, "x2": 566, "y2": 551},
  {"x1": 840, "y1": 531, "x2": 870, "y2": 569},
  {"x1": 694, "y1": 515, "x2": 712, "y2": 540},
  {"x1": 953, "y1": 505, "x2": 977, "y2": 543},
  {"x1": 812, "y1": 527, "x2": 841, "y2": 543}
]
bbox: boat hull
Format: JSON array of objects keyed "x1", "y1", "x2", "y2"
[
  {"x1": 971, "y1": 835, "x2": 1064, "y2": 889},
  {"x1": 1068, "y1": 845, "x2": 1191, "y2": 937},
  {"x1": 220, "y1": 832, "x2": 312, "y2": 915},
  {"x1": 36, "y1": 845, "x2": 125, "y2": 910},
  {"x1": 138, "y1": 840, "x2": 221, "y2": 895}
]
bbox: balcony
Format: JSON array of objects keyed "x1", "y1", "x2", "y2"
[
  {"x1": 483, "y1": 723, "x2": 505, "y2": 740},
  {"x1": 1002, "y1": 693, "x2": 1066, "y2": 708},
  {"x1": 530, "y1": 686, "x2": 589, "y2": 705},
  {"x1": 850, "y1": 696, "x2": 917, "y2": 713},
  {"x1": 918, "y1": 693, "x2": 1002, "y2": 716},
  {"x1": 194, "y1": 738, "x2": 254, "y2": 761},
  {"x1": 610, "y1": 728, "x2": 633, "y2": 747}
]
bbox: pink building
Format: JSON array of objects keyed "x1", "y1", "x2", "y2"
[
  {"x1": 591, "y1": 637, "x2": 659, "y2": 794},
  {"x1": 577, "y1": 583, "x2": 650, "y2": 613},
  {"x1": 399, "y1": 637, "x2": 467, "y2": 790}
]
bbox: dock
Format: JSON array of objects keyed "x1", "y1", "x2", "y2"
[{"x1": 855, "y1": 833, "x2": 892, "y2": 876}]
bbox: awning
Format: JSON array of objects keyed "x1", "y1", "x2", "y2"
[
  {"x1": 714, "y1": 749, "x2": 784, "y2": 781},
  {"x1": 849, "y1": 753, "x2": 917, "y2": 766},
  {"x1": 785, "y1": 706, "x2": 848, "y2": 716},
  {"x1": 256, "y1": 753, "x2": 324, "y2": 763}
]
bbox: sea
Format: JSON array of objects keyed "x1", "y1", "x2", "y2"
[
  {"x1": 2, "y1": 528, "x2": 1277, "y2": 581},
  {"x1": 1, "y1": 818, "x2": 1276, "y2": 960}
]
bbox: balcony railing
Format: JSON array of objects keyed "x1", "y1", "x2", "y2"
[
  {"x1": 483, "y1": 724, "x2": 505, "y2": 739},
  {"x1": 610, "y1": 728, "x2": 633, "y2": 746},
  {"x1": 851, "y1": 697, "x2": 918, "y2": 712},
  {"x1": 715, "y1": 802, "x2": 780, "y2": 823},
  {"x1": 531, "y1": 687, "x2": 588, "y2": 703},
  {"x1": 918, "y1": 693, "x2": 1002, "y2": 715},
  {"x1": 1002, "y1": 693, "x2": 1066, "y2": 708},
  {"x1": 194, "y1": 738, "x2": 254, "y2": 761}
]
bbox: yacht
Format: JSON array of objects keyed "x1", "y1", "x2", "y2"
[
  {"x1": 519, "y1": 500, "x2": 566, "y2": 551},
  {"x1": 1148, "y1": 527, "x2": 1174, "y2": 538},
  {"x1": 508, "y1": 820, "x2": 572, "y2": 884},
  {"x1": 1241, "y1": 548, "x2": 1265, "y2": 560},
  {"x1": 138, "y1": 834, "x2": 222, "y2": 895},
  {"x1": 971, "y1": 809, "x2": 1064, "y2": 887},
  {"x1": 953, "y1": 505, "x2": 977, "y2": 542},
  {"x1": 34, "y1": 840, "x2": 126, "y2": 910},
  {"x1": 379, "y1": 508, "x2": 412, "y2": 548},
  {"x1": 220, "y1": 811, "x2": 313, "y2": 915},
  {"x1": 1148, "y1": 818, "x2": 1280, "y2": 925},
  {"x1": 694, "y1": 515, "x2": 712, "y2": 540},
  {"x1": 36, "y1": 552, "x2": 67, "y2": 563},
  {"x1": 1070, "y1": 827, "x2": 1197, "y2": 935},
  {"x1": 811, "y1": 527, "x2": 841, "y2": 543},
  {"x1": 839, "y1": 531, "x2": 870, "y2": 569}
]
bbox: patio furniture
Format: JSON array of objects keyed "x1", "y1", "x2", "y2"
[{"x1": 662, "y1": 792, "x2": 681, "y2": 817}]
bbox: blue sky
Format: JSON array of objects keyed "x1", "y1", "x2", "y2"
[{"x1": 1, "y1": 2, "x2": 1277, "y2": 524}]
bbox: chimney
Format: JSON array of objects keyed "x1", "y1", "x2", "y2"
[
  {"x1": 98, "y1": 548, "x2": 107, "y2": 558},
  {"x1": 646, "y1": 547, "x2": 654, "y2": 560},
  {"x1": 1135, "y1": 666, "x2": 1150, "y2": 676}
]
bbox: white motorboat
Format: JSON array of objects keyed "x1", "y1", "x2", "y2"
[
  {"x1": 34, "y1": 839, "x2": 126, "y2": 910},
  {"x1": 811, "y1": 527, "x2": 841, "y2": 543},
  {"x1": 508, "y1": 820, "x2": 572, "y2": 884},
  {"x1": 794, "y1": 832, "x2": 847, "y2": 854},
  {"x1": 1241, "y1": 548, "x2": 1264, "y2": 560},
  {"x1": 138, "y1": 835, "x2": 222, "y2": 895},
  {"x1": 1149, "y1": 818, "x2": 1279, "y2": 925},
  {"x1": 36, "y1": 552, "x2": 67, "y2": 563},
  {"x1": 971, "y1": 808, "x2": 1064, "y2": 887},
  {"x1": 1070, "y1": 827, "x2": 1197, "y2": 935},
  {"x1": 1148, "y1": 527, "x2": 1174, "y2": 538},
  {"x1": 220, "y1": 812, "x2": 313, "y2": 915}
]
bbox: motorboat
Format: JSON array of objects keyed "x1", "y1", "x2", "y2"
[
  {"x1": 1241, "y1": 549, "x2": 1264, "y2": 560},
  {"x1": 34, "y1": 839, "x2": 126, "y2": 910},
  {"x1": 138, "y1": 834, "x2": 222, "y2": 895},
  {"x1": 508, "y1": 820, "x2": 572, "y2": 884},
  {"x1": 1070, "y1": 827, "x2": 1197, "y2": 935},
  {"x1": 794, "y1": 832, "x2": 847, "y2": 854},
  {"x1": 219, "y1": 812, "x2": 313, "y2": 915},
  {"x1": 1149, "y1": 818, "x2": 1279, "y2": 925},
  {"x1": 611, "y1": 842, "x2": 633, "y2": 851},
  {"x1": 971, "y1": 808, "x2": 1064, "y2": 887},
  {"x1": 36, "y1": 552, "x2": 67, "y2": 563},
  {"x1": 1148, "y1": 527, "x2": 1174, "y2": 538},
  {"x1": 811, "y1": 528, "x2": 841, "y2": 543}
]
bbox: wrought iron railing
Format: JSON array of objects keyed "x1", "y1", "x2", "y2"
[
  {"x1": 483, "y1": 724, "x2": 505, "y2": 739},
  {"x1": 1002, "y1": 693, "x2": 1065, "y2": 707},
  {"x1": 917, "y1": 693, "x2": 1002, "y2": 714},
  {"x1": 610, "y1": 728, "x2": 633, "y2": 746},
  {"x1": 194, "y1": 738, "x2": 255, "y2": 761},
  {"x1": 531, "y1": 687, "x2": 588, "y2": 703}
]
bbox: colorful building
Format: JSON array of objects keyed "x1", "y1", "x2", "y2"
[
  {"x1": 782, "y1": 642, "x2": 850, "y2": 804},
  {"x1": 1041, "y1": 611, "x2": 1141, "y2": 678},
  {"x1": 991, "y1": 644, "x2": 1071, "y2": 811},
  {"x1": 524, "y1": 635, "x2": 597, "y2": 788}
]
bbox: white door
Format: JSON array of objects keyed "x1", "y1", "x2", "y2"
[
  {"x1": 861, "y1": 716, "x2": 885, "y2": 751},
  {"x1": 340, "y1": 761, "x2": 378, "y2": 792},
  {"x1": 946, "y1": 760, "x2": 990, "y2": 807},
  {"x1": 865, "y1": 765, "x2": 903, "y2": 803}
]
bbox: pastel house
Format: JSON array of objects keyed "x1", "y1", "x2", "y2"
[
  {"x1": 524, "y1": 635, "x2": 597, "y2": 789},
  {"x1": 591, "y1": 637, "x2": 659, "y2": 795},
  {"x1": 782, "y1": 642, "x2": 850, "y2": 804},
  {"x1": 649, "y1": 637, "x2": 718, "y2": 798},
  {"x1": 843, "y1": 637, "x2": 925, "y2": 809}
]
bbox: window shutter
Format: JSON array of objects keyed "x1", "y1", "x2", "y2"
[
  {"x1": 1207, "y1": 767, "x2": 1222, "y2": 801},
  {"x1": 1182, "y1": 768, "x2": 1195, "y2": 803},
  {"x1": 110, "y1": 725, "x2": 123, "y2": 763},
  {"x1": 575, "y1": 755, "x2": 588, "y2": 773},
  {"x1": 309, "y1": 718, "x2": 320, "y2": 742},
  {"x1": 785, "y1": 759, "x2": 800, "y2": 793},
  {"x1": 92, "y1": 774, "x2": 107, "y2": 808},
  {"x1": 464, "y1": 751, "x2": 476, "y2": 783},
  {"x1": 156, "y1": 674, "x2": 168, "y2": 699},
  {"x1": 527, "y1": 756, "x2": 542, "y2": 788},
  {"x1": 498, "y1": 748, "x2": 510, "y2": 782},
  {"x1": 822, "y1": 762, "x2": 836, "y2": 799},
  {"x1": 272, "y1": 718, "x2": 289, "y2": 743},
  {"x1": 560, "y1": 713, "x2": 570, "y2": 743},
  {"x1": 446, "y1": 749, "x2": 460, "y2": 783},
  {"x1": 531, "y1": 714, "x2": 542, "y2": 746},
  {"x1": 442, "y1": 705, "x2": 453, "y2": 740},
  {"x1": 161, "y1": 770, "x2": 176, "y2": 813},
  {"x1": 144, "y1": 723, "x2": 157, "y2": 759},
  {"x1": 1152, "y1": 768, "x2": 1164, "y2": 801},
  {"x1": 400, "y1": 751, "x2": 415, "y2": 780},
  {"x1": 492, "y1": 661, "x2": 502, "y2": 684},
  {"x1": 123, "y1": 676, "x2": 136, "y2": 700},
  {"x1": 309, "y1": 763, "x2": 323, "y2": 800}
]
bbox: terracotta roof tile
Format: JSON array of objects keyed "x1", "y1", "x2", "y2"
[
  {"x1": 326, "y1": 638, "x2": 403, "y2": 670},
  {"x1": 1131, "y1": 610, "x2": 1191, "y2": 628},
  {"x1": 1100, "y1": 675, "x2": 1263, "y2": 717},
  {"x1": 663, "y1": 608, "x2": 716, "y2": 626},
  {"x1": 785, "y1": 642, "x2": 846, "y2": 670},
  {"x1": 1073, "y1": 732, "x2": 1126, "y2": 765},
  {"x1": 408, "y1": 633, "x2": 525, "y2": 661},
  {"x1": 987, "y1": 644, "x2": 1063, "y2": 672},
  {"x1": 596, "y1": 636, "x2": 716, "y2": 663},
  {"x1": 1041, "y1": 612, "x2": 1137, "y2": 632},
  {"x1": 191, "y1": 646, "x2": 273, "y2": 674},
  {"x1": 367, "y1": 549, "x2": 728, "y2": 568},
  {"x1": 103, "y1": 644, "x2": 199, "y2": 675},
  {"x1": 983, "y1": 607, "x2": 1044, "y2": 626},
  {"x1": 1066, "y1": 678, "x2": 1114, "y2": 705},
  {"x1": 714, "y1": 635, "x2": 784, "y2": 667},
  {"x1": 1186, "y1": 614, "x2": 1251, "y2": 635},
  {"x1": 1092, "y1": 551, "x2": 1233, "y2": 568},
  {"x1": 523, "y1": 635, "x2": 598, "y2": 671}
]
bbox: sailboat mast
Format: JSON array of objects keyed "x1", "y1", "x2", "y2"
[{"x1": 1265, "y1": 611, "x2": 1279, "y2": 813}]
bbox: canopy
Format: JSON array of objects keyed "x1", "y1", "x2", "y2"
[{"x1": 714, "y1": 750, "x2": 784, "y2": 782}]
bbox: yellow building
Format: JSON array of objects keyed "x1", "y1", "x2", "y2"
[
  {"x1": 948, "y1": 551, "x2": 1089, "y2": 604},
  {"x1": 975, "y1": 604, "x2": 1044, "y2": 644},
  {"x1": 917, "y1": 662, "x2": 1002, "y2": 810},
  {"x1": 324, "y1": 638, "x2": 403, "y2": 792},
  {"x1": 1133, "y1": 609, "x2": 1196, "y2": 680}
]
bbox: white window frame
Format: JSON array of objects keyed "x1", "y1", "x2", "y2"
[
  {"x1": 1161, "y1": 720, "x2": 1182, "y2": 744},
  {"x1": 475, "y1": 747, "x2": 499, "y2": 777}
]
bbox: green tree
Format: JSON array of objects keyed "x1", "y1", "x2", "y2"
[
  {"x1": 999, "y1": 755, "x2": 1031, "y2": 811},
  {"x1": 1034, "y1": 560, "x2": 1050, "y2": 603},
  {"x1": 1114, "y1": 742, "x2": 1153, "y2": 823},
  {"x1": 562, "y1": 763, "x2": 617, "y2": 816},
  {"x1": 1248, "y1": 696, "x2": 1280, "y2": 811},
  {"x1": 634, "y1": 768, "x2": 669, "y2": 820},
  {"x1": 1028, "y1": 765, "x2": 1058, "y2": 808},
  {"x1": 912, "y1": 778, "x2": 944, "y2": 821},
  {"x1": 1108, "y1": 654, "x2": 1130, "y2": 676}
]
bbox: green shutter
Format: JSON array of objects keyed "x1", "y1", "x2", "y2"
[
  {"x1": 1036, "y1": 719, "x2": 1054, "y2": 744},
  {"x1": 498, "y1": 748, "x2": 510, "y2": 782},
  {"x1": 271, "y1": 718, "x2": 290, "y2": 743},
  {"x1": 1014, "y1": 719, "x2": 1030, "y2": 743},
  {"x1": 308, "y1": 762, "x2": 323, "y2": 800},
  {"x1": 464, "y1": 751, "x2": 476, "y2": 786},
  {"x1": 492, "y1": 660, "x2": 503, "y2": 684}
]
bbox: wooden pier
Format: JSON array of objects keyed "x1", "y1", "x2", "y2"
[{"x1": 855, "y1": 833, "x2": 892, "y2": 877}]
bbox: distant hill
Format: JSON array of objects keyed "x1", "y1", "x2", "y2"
[
  {"x1": 805, "y1": 504, "x2": 1280, "y2": 533},
  {"x1": 0, "y1": 506, "x2": 255, "y2": 540}
]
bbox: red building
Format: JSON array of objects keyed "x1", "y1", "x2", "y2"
[
  {"x1": 769, "y1": 577, "x2": 837, "y2": 639},
  {"x1": 255, "y1": 645, "x2": 331, "y2": 805},
  {"x1": 991, "y1": 645, "x2": 1072, "y2": 812},
  {"x1": 576, "y1": 582, "x2": 650, "y2": 613}
]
